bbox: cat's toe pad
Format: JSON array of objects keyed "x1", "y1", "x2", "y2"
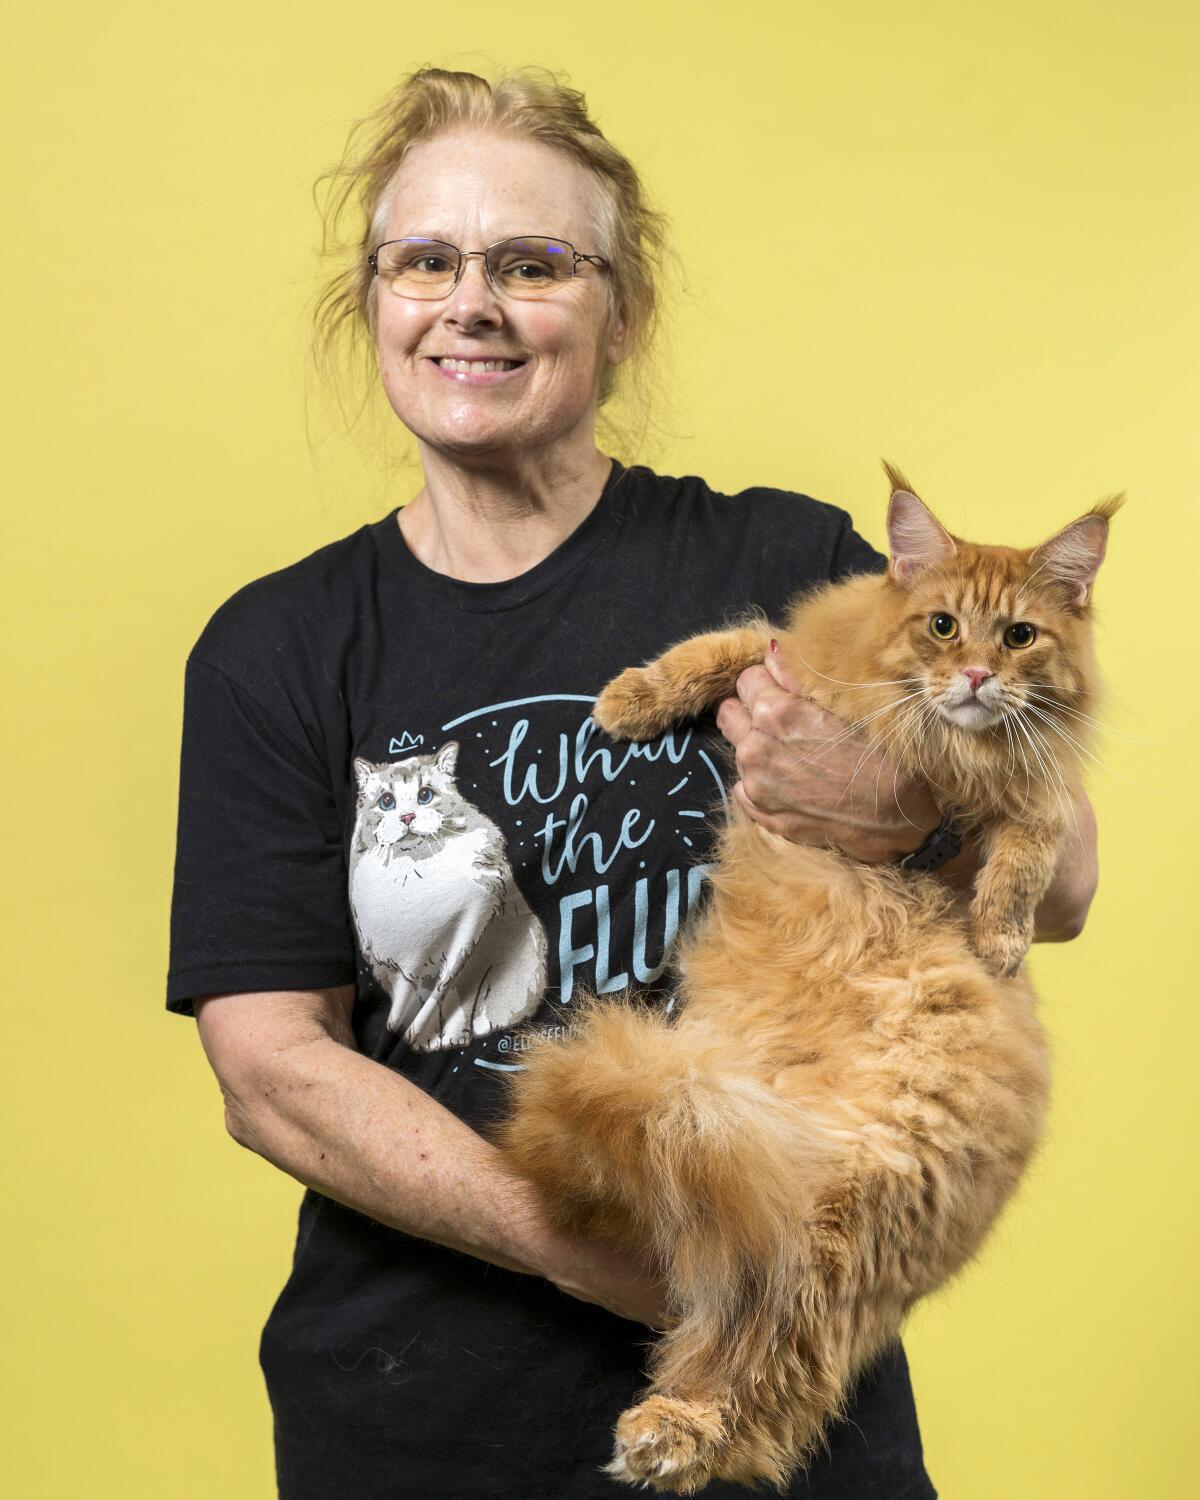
[
  {"x1": 593, "y1": 668, "x2": 673, "y2": 741},
  {"x1": 605, "y1": 1396, "x2": 725, "y2": 1492}
]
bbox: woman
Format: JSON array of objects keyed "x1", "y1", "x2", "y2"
[{"x1": 167, "y1": 67, "x2": 1097, "y2": 1498}]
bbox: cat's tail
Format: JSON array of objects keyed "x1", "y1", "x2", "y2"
[{"x1": 494, "y1": 996, "x2": 842, "y2": 1319}]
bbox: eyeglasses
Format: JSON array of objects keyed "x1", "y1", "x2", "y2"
[{"x1": 367, "y1": 235, "x2": 609, "y2": 301}]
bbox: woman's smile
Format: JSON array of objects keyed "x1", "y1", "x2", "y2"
[{"x1": 424, "y1": 354, "x2": 529, "y2": 384}]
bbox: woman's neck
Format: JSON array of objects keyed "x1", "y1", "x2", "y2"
[{"x1": 398, "y1": 444, "x2": 614, "y2": 584}]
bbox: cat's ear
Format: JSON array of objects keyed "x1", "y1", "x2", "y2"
[
  {"x1": 434, "y1": 741, "x2": 459, "y2": 776},
  {"x1": 884, "y1": 467, "x2": 956, "y2": 585},
  {"x1": 353, "y1": 757, "x2": 375, "y2": 788},
  {"x1": 1028, "y1": 496, "x2": 1121, "y2": 607}
]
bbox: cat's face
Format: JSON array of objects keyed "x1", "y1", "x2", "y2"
[
  {"x1": 353, "y1": 741, "x2": 465, "y2": 849},
  {"x1": 881, "y1": 483, "x2": 1114, "y2": 735}
]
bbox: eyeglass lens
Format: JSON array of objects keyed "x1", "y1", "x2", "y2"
[{"x1": 374, "y1": 237, "x2": 577, "y2": 299}]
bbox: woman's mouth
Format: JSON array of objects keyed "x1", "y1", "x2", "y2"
[{"x1": 427, "y1": 356, "x2": 527, "y2": 383}]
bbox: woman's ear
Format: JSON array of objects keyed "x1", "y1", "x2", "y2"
[
  {"x1": 604, "y1": 302, "x2": 634, "y2": 367},
  {"x1": 884, "y1": 465, "x2": 956, "y2": 585}
]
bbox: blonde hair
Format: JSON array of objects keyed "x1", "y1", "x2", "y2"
[{"x1": 310, "y1": 65, "x2": 671, "y2": 430}]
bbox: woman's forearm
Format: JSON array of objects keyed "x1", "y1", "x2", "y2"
[
  {"x1": 218, "y1": 1021, "x2": 667, "y2": 1325},
  {"x1": 224, "y1": 1027, "x2": 563, "y2": 1275}
]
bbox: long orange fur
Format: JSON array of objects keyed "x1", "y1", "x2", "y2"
[{"x1": 492, "y1": 468, "x2": 1119, "y2": 1493}]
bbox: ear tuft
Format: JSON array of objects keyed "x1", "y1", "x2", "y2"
[
  {"x1": 881, "y1": 458, "x2": 918, "y2": 497},
  {"x1": 435, "y1": 741, "x2": 460, "y2": 776},
  {"x1": 883, "y1": 466, "x2": 956, "y2": 584},
  {"x1": 1088, "y1": 491, "x2": 1126, "y2": 524}
]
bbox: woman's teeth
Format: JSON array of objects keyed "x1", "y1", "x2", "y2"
[{"x1": 435, "y1": 358, "x2": 522, "y2": 373}]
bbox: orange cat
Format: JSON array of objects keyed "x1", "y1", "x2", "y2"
[{"x1": 494, "y1": 467, "x2": 1118, "y2": 1494}]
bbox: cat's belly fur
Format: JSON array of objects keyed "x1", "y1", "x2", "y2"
[{"x1": 350, "y1": 828, "x2": 547, "y2": 1050}]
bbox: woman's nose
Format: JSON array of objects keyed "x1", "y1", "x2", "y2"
[{"x1": 442, "y1": 256, "x2": 503, "y2": 330}]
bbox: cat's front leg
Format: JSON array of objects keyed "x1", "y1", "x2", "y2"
[
  {"x1": 970, "y1": 818, "x2": 1063, "y2": 977},
  {"x1": 594, "y1": 626, "x2": 771, "y2": 742}
]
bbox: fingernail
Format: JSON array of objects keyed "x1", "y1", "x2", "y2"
[{"x1": 769, "y1": 638, "x2": 779, "y2": 654}]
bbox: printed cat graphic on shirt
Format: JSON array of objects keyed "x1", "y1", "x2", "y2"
[{"x1": 348, "y1": 742, "x2": 548, "y2": 1051}]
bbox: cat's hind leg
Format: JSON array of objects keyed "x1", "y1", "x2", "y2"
[
  {"x1": 609, "y1": 1174, "x2": 891, "y2": 1494},
  {"x1": 593, "y1": 625, "x2": 771, "y2": 741}
]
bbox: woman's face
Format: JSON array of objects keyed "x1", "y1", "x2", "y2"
[{"x1": 373, "y1": 129, "x2": 626, "y2": 463}]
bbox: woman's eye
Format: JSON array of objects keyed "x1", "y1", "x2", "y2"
[
  {"x1": 417, "y1": 787, "x2": 434, "y2": 805},
  {"x1": 378, "y1": 792, "x2": 396, "y2": 810},
  {"x1": 503, "y1": 260, "x2": 553, "y2": 282},
  {"x1": 1004, "y1": 621, "x2": 1037, "y2": 649},
  {"x1": 929, "y1": 613, "x2": 959, "y2": 640}
]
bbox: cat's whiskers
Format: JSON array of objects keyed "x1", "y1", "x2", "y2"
[
  {"x1": 793, "y1": 688, "x2": 930, "y2": 779},
  {"x1": 1014, "y1": 708, "x2": 1082, "y2": 841},
  {"x1": 784, "y1": 644, "x2": 924, "y2": 693},
  {"x1": 878, "y1": 703, "x2": 929, "y2": 826},
  {"x1": 1021, "y1": 687, "x2": 1155, "y2": 746},
  {"x1": 851, "y1": 698, "x2": 922, "y2": 822},
  {"x1": 836, "y1": 689, "x2": 951, "y2": 820},
  {"x1": 1020, "y1": 705, "x2": 1152, "y2": 798},
  {"x1": 891, "y1": 699, "x2": 943, "y2": 808},
  {"x1": 986, "y1": 714, "x2": 1023, "y2": 813},
  {"x1": 833, "y1": 691, "x2": 931, "y2": 810},
  {"x1": 1005, "y1": 716, "x2": 1036, "y2": 816},
  {"x1": 868, "y1": 697, "x2": 948, "y2": 825},
  {"x1": 1018, "y1": 699, "x2": 1148, "y2": 790},
  {"x1": 917, "y1": 697, "x2": 962, "y2": 800},
  {"x1": 971, "y1": 707, "x2": 1032, "y2": 817},
  {"x1": 1011, "y1": 707, "x2": 1082, "y2": 841},
  {"x1": 1007, "y1": 710, "x2": 1058, "y2": 818}
]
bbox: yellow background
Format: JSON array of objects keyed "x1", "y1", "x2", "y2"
[{"x1": 4, "y1": 1, "x2": 1196, "y2": 1495}]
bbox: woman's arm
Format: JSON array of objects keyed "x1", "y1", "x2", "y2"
[
  {"x1": 715, "y1": 656, "x2": 1098, "y2": 943},
  {"x1": 195, "y1": 986, "x2": 669, "y2": 1327}
]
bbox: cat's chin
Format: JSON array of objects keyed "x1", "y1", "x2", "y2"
[
  {"x1": 939, "y1": 701, "x2": 1004, "y2": 733},
  {"x1": 388, "y1": 830, "x2": 428, "y2": 849}
]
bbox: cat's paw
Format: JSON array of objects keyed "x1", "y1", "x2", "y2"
[
  {"x1": 605, "y1": 1395, "x2": 726, "y2": 1493},
  {"x1": 593, "y1": 667, "x2": 676, "y2": 742},
  {"x1": 971, "y1": 922, "x2": 1031, "y2": 978}
]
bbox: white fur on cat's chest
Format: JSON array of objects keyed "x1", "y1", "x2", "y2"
[{"x1": 350, "y1": 825, "x2": 500, "y2": 959}]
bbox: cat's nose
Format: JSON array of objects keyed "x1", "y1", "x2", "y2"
[
  {"x1": 400, "y1": 812, "x2": 416, "y2": 825},
  {"x1": 961, "y1": 668, "x2": 993, "y2": 695}
]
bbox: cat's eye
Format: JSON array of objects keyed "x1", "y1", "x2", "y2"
[
  {"x1": 1003, "y1": 622, "x2": 1037, "y2": 649},
  {"x1": 378, "y1": 792, "x2": 396, "y2": 810},
  {"x1": 417, "y1": 787, "x2": 434, "y2": 805},
  {"x1": 929, "y1": 613, "x2": 959, "y2": 640}
]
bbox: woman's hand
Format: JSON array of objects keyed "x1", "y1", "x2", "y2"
[
  {"x1": 543, "y1": 1231, "x2": 675, "y2": 1331},
  {"x1": 715, "y1": 645, "x2": 941, "y2": 863}
]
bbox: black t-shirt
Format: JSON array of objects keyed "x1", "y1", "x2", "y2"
[{"x1": 166, "y1": 459, "x2": 937, "y2": 1500}]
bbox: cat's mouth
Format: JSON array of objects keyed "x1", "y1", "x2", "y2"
[
  {"x1": 940, "y1": 700, "x2": 1004, "y2": 731},
  {"x1": 938, "y1": 675, "x2": 1008, "y2": 732},
  {"x1": 379, "y1": 826, "x2": 425, "y2": 849}
]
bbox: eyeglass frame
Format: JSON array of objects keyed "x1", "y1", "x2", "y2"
[{"x1": 367, "y1": 234, "x2": 610, "y2": 299}]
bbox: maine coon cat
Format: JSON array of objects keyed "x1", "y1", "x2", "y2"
[
  {"x1": 494, "y1": 468, "x2": 1118, "y2": 1493},
  {"x1": 349, "y1": 742, "x2": 547, "y2": 1050}
]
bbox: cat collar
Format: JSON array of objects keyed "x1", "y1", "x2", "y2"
[{"x1": 897, "y1": 816, "x2": 963, "y2": 873}]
